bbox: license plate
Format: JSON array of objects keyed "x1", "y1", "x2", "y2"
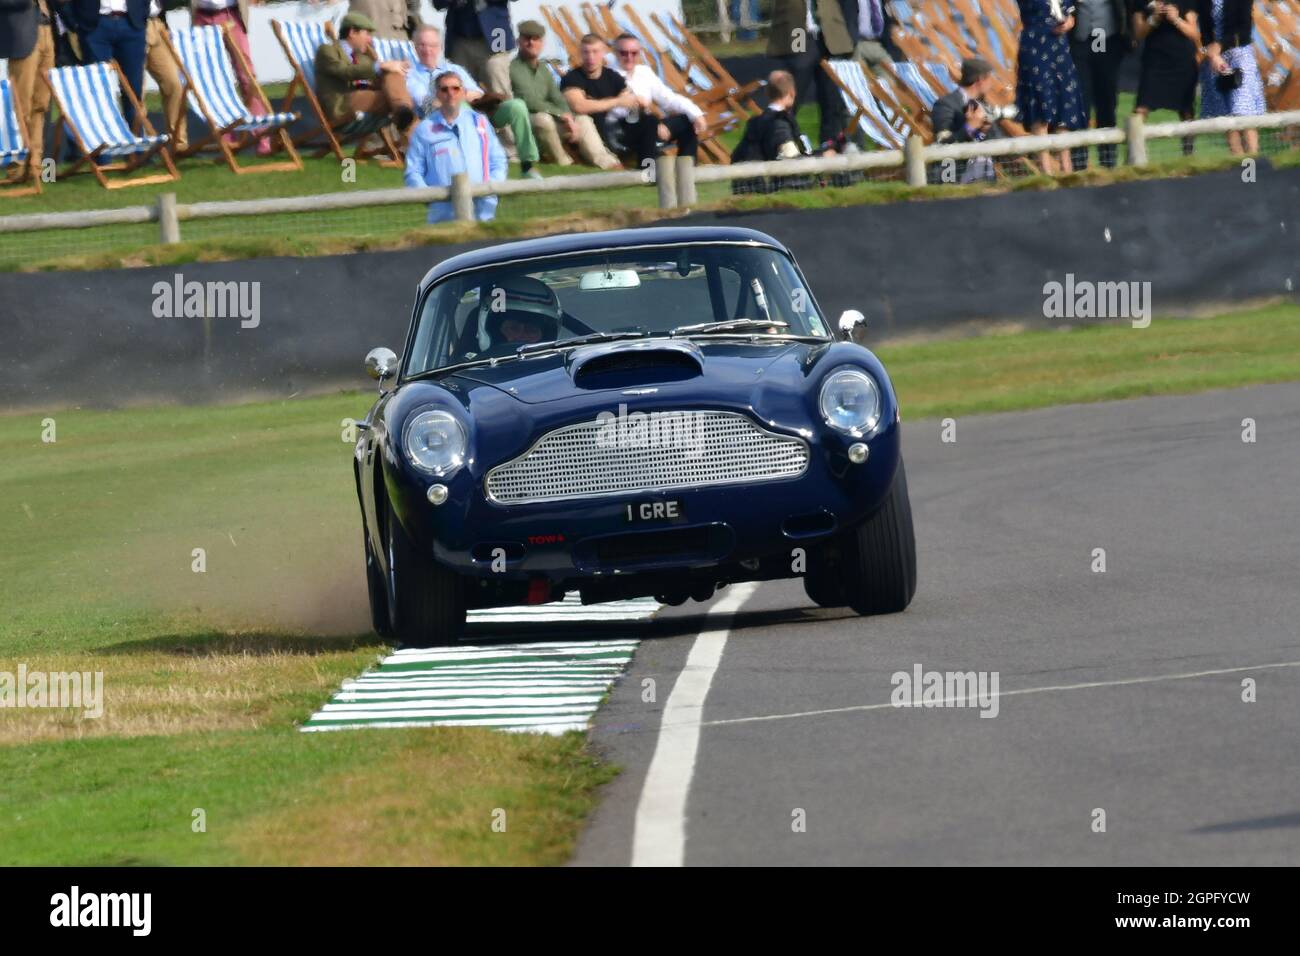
[{"x1": 624, "y1": 500, "x2": 685, "y2": 523}]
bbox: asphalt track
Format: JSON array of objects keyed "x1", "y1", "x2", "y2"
[{"x1": 554, "y1": 382, "x2": 1300, "y2": 866}]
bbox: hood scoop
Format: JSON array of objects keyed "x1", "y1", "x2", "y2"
[{"x1": 569, "y1": 339, "x2": 703, "y2": 390}]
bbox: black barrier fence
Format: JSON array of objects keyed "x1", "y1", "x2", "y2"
[{"x1": 2, "y1": 164, "x2": 1297, "y2": 409}]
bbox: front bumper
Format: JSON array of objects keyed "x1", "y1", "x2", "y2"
[{"x1": 390, "y1": 415, "x2": 901, "y2": 584}]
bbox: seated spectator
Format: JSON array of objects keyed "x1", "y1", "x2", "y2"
[
  {"x1": 730, "y1": 70, "x2": 813, "y2": 194},
  {"x1": 610, "y1": 32, "x2": 706, "y2": 166},
  {"x1": 560, "y1": 35, "x2": 641, "y2": 166},
  {"x1": 314, "y1": 12, "x2": 416, "y2": 141},
  {"x1": 404, "y1": 70, "x2": 507, "y2": 224},
  {"x1": 509, "y1": 20, "x2": 621, "y2": 170},
  {"x1": 407, "y1": 23, "x2": 543, "y2": 178}
]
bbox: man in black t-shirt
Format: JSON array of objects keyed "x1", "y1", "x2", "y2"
[{"x1": 560, "y1": 33, "x2": 645, "y2": 165}]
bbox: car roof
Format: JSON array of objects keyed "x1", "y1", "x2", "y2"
[{"x1": 416, "y1": 226, "x2": 790, "y2": 291}]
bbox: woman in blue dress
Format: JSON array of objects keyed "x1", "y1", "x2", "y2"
[
  {"x1": 1016, "y1": 0, "x2": 1087, "y2": 174},
  {"x1": 1197, "y1": 0, "x2": 1266, "y2": 154}
]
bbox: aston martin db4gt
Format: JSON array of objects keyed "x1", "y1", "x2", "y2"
[{"x1": 353, "y1": 226, "x2": 915, "y2": 646}]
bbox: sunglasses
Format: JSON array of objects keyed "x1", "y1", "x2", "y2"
[
  {"x1": 438, "y1": 84, "x2": 463, "y2": 93},
  {"x1": 617, "y1": 49, "x2": 639, "y2": 58}
]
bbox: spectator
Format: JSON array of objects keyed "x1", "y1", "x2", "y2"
[
  {"x1": 730, "y1": 69, "x2": 813, "y2": 193},
  {"x1": 189, "y1": 0, "x2": 272, "y2": 154},
  {"x1": 59, "y1": 0, "x2": 149, "y2": 129},
  {"x1": 407, "y1": 23, "x2": 542, "y2": 178},
  {"x1": 1197, "y1": 0, "x2": 1265, "y2": 154},
  {"x1": 509, "y1": 20, "x2": 619, "y2": 169},
  {"x1": 929, "y1": 57, "x2": 1004, "y2": 182},
  {"x1": 611, "y1": 32, "x2": 706, "y2": 167},
  {"x1": 1015, "y1": 0, "x2": 1085, "y2": 174},
  {"x1": 1130, "y1": 0, "x2": 1199, "y2": 144},
  {"x1": 1068, "y1": 0, "x2": 1128, "y2": 168},
  {"x1": 314, "y1": 12, "x2": 415, "y2": 144},
  {"x1": 846, "y1": 0, "x2": 894, "y2": 78},
  {"x1": 348, "y1": 0, "x2": 418, "y2": 41},
  {"x1": 729, "y1": 0, "x2": 760, "y2": 41},
  {"x1": 767, "y1": 0, "x2": 852, "y2": 146},
  {"x1": 432, "y1": 0, "x2": 515, "y2": 97},
  {"x1": 560, "y1": 34, "x2": 640, "y2": 166},
  {"x1": 404, "y1": 69, "x2": 507, "y2": 223},
  {"x1": 145, "y1": 0, "x2": 187, "y2": 155},
  {"x1": 1, "y1": 0, "x2": 54, "y2": 180}
]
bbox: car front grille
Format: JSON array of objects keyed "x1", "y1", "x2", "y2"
[{"x1": 484, "y1": 410, "x2": 809, "y2": 504}]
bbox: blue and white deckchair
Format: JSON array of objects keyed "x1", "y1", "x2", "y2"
[
  {"x1": 889, "y1": 61, "x2": 940, "y2": 110},
  {"x1": 166, "y1": 23, "x2": 301, "y2": 173},
  {"x1": 44, "y1": 61, "x2": 178, "y2": 189},
  {"x1": 1, "y1": 78, "x2": 40, "y2": 194},
  {"x1": 824, "y1": 59, "x2": 907, "y2": 150},
  {"x1": 271, "y1": 18, "x2": 399, "y2": 164},
  {"x1": 371, "y1": 36, "x2": 417, "y2": 66}
]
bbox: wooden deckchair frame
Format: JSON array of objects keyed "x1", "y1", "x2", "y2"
[
  {"x1": 270, "y1": 18, "x2": 401, "y2": 166},
  {"x1": 1, "y1": 79, "x2": 41, "y2": 197},
  {"x1": 42, "y1": 60, "x2": 179, "y2": 190},
  {"x1": 161, "y1": 22, "x2": 302, "y2": 175}
]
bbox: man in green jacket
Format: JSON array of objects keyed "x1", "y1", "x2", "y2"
[
  {"x1": 767, "y1": 0, "x2": 851, "y2": 145},
  {"x1": 314, "y1": 11, "x2": 416, "y2": 138}
]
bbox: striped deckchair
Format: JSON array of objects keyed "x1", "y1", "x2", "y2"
[
  {"x1": 43, "y1": 61, "x2": 178, "y2": 189},
  {"x1": 165, "y1": 23, "x2": 302, "y2": 174},
  {"x1": 823, "y1": 59, "x2": 907, "y2": 150},
  {"x1": 371, "y1": 36, "x2": 417, "y2": 65},
  {"x1": 1, "y1": 78, "x2": 40, "y2": 195},
  {"x1": 271, "y1": 18, "x2": 400, "y2": 165}
]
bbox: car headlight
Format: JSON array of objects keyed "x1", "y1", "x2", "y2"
[
  {"x1": 403, "y1": 409, "x2": 467, "y2": 476},
  {"x1": 819, "y1": 367, "x2": 881, "y2": 435}
]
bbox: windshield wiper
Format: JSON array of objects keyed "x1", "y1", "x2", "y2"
[
  {"x1": 670, "y1": 318, "x2": 791, "y2": 336},
  {"x1": 412, "y1": 353, "x2": 524, "y2": 379},
  {"x1": 515, "y1": 330, "x2": 648, "y2": 355}
]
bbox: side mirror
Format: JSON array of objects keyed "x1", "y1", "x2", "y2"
[
  {"x1": 365, "y1": 347, "x2": 398, "y2": 387},
  {"x1": 838, "y1": 310, "x2": 866, "y2": 340}
]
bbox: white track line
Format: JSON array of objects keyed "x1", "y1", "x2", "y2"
[
  {"x1": 692, "y1": 659, "x2": 1300, "y2": 729},
  {"x1": 631, "y1": 582, "x2": 759, "y2": 868}
]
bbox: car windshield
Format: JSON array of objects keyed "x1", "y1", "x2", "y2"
[{"x1": 404, "y1": 243, "x2": 831, "y2": 376}]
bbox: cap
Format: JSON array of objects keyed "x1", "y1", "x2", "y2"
[{"x1": 518, "y1": 20, "x2": 546, "y2": 39}]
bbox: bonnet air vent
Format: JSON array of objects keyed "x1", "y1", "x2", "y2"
[{"x1": 571, "y1": 348, "x2": 702, "y2": 389}]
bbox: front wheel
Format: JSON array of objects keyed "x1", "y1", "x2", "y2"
[
  {"x1": 385, "y1": 505, "x2": 466, "y2": 647},
  {"x1": 837, "y1": 458, "x2": 917, "y2": 615}
]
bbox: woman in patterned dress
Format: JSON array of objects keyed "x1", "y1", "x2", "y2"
[
  {"x1": 1016, "y1": 0, "x2": 1087, "y2": 174},
  {"x1": 1197, "y1": 0, "x2": 1266, "y2": 154}
]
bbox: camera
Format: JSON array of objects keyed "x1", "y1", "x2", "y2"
[{"x1": 980, "y1": 101, "x2": 1019, "y2": 123}]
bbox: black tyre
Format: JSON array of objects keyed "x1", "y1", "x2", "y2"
[
  {"x1": 364, "y1": 532, "x2": 393, "y2": 638},
  {"x1": 384, "y1": 505, "x2": 466, "y2": 647},
  {"x1": 838, "y1": 458, "x2": 917, "y2": 615}
]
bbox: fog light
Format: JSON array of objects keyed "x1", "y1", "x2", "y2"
[
  {"x1": 427, "y1": 484, "x2": 449, "y2": 505},
  {"x1": 847, "y1": 442, "x2": 869, "y2": 464}
]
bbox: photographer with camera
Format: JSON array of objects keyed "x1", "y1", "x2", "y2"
[
  {"x1": 1196, "y1": 0, "x2": 1264, "y2": 154},
  {"x1": 1130, "y1": 0, "x2": 1200, "y2": 145},
  {"x1": 929, "y1": 58, "x2": 1006, "y2": 183}
]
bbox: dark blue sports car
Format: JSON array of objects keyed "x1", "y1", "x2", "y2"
[{"x1": 353, "y1": 226, "x2": 915, "y2": 645}]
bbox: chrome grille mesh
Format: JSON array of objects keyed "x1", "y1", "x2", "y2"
[{"x1": 485, "y1": 410, "x2": 808, "y2": 504}]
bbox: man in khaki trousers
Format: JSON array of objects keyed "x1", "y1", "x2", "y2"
[
  {"x1": 145, "y1": 0, "x2": 187, "y2": 153},
  {"x1": 3, "y1": 0, "x2": 55, "y2": 178}
]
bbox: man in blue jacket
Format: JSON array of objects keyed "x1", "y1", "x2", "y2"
[
  {"x1": 404, "y1": 69, "x2": 507, "y2": 224},
  {"x1": 55, "y1": 0, "x2": 149, "y2": 127},
  {"x1": 432, "y1": 0, "x2": 515, "y2": 97}
]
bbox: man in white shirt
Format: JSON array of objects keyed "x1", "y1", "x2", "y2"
[{"x1": 610, "y1": 32, "x2": 706, "y2": 166}]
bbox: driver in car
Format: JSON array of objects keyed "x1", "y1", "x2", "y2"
[{"x1": 477, "y1": 276, "x2": 562, "y2": 356}]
